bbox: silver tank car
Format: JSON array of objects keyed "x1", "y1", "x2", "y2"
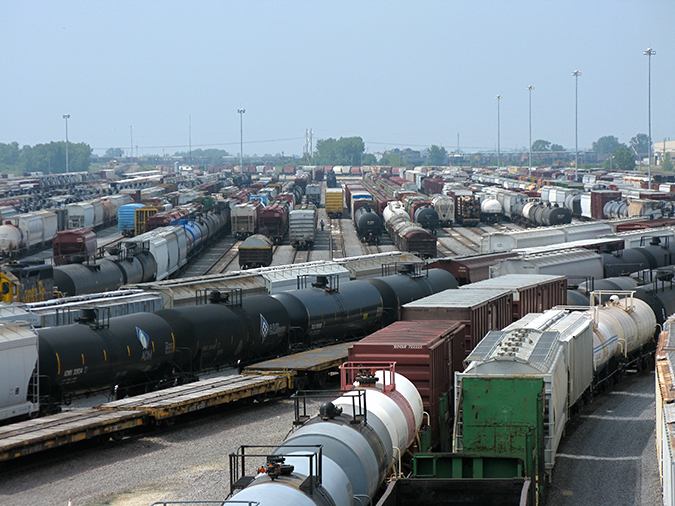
[{"x1": 228, "y1": 363, "x2": 423, "y2": 506}]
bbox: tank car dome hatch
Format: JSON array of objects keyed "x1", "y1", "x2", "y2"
[{"x1": 319, "y1": 401, "x2": 343, "y2": 420}]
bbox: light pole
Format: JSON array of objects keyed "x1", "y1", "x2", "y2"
[
  {"x1": 572, "y1": 70, "x2": 581, "y2": 181},
  {"x1": 496, "y1": 95, "x2": 501, "y2": 170},
  {"x1": 238, "y1": 108, "x2": 245, "y2": 170},
  {"x1": 644, "y1": 48, "x2": 656, "y2": 189},
  {"x1": 62, "y1": 114, "x2": 70, "y2": 173},
  {"x1": 130, "y1": 126, "x2": 133, "y2": 160},
  {"x1": 526, "y1": 85, "x2": 534, "y2": 175}
]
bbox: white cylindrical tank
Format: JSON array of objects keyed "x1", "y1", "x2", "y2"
[
  {"x1": 383, "y1": 201, "x2": 409, "y2": 226},
  {"x1": 0, "y1": 224, "x2": 26, "y2": 254},
  {"x1": 522, "y1": 201, "x2": 537, "y2": 222},
  {"x1": 480, "y1": 198, "x2": 502, "y2": 215},
  {"x1": 228, "y1": 366, "x2": 423, "y2": 506},
  {"x1": 592, "y1": 296, "x2": 656, "y2": 370}
]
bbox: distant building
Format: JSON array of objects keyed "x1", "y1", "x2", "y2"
[{"x1": 655, "y1": 139, "x2": 675, "y2": 164}]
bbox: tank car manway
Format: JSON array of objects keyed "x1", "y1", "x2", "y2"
[{"x1": 0, "y1": 343, "x2": 355, "y2": 463}]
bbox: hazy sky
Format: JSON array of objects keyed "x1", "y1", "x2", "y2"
[{"x1": 1, "y1": 1, "x2": 673, "y2": 158}]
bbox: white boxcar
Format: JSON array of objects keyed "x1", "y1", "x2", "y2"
[
  {"x1": 232, "y1": 202, "x2": 260, "y2": 239},
  {"x1": 125, "y1": 229, "x2": 176, "y2": 281},
  {"x1": 456, "y1": 310, "x2": 593, "y2": 471},
  {"x1": 431, "y1": 195, "x2": 454, "y2": 225},
  {"x1": 490, "y1": 248, "x2": 603, "y2": 281},
  {"x1": 580, "y1": 193, "x2": 593, "y2": 219},
  {"x1": 305, "y1": 184, "x2": 322, "y2": 206},
  {"x1": 91, "y1": 199, "x2": 105, "y2": 227},
  {"x1": 0, "y1": 322, "x2": 39, "y2": 421},
  {"x1": 289, "y1": 205, "x2": 317, "y2": 248},
  {"x1": 563, "y1": 222, "x2": 613, "y2": 242},
  {"x1": 15, "y1": 211, "x2": 57, "y2": 248},
  {"x1": 480, "y1": 228, "x2": 567, "y2": 253},
  {"x1": 67, "y1": 201, "x2": 95, "y2": 229},
  {"x1": 146, "y1": 226, "x2": 189, "y2": 277}
]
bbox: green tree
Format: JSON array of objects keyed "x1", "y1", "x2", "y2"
[
  {"x1": 361, "y1": 153, "x2": 377, "y2": 165},
  {"x1": 314, "y1": 136, "x2": 365, "y2": 165},
  {"x1": 173, "y1": 148, "x2": 230, "y2": 159},
  {"x1": 427, "y1": 145, "x2": 448, "y2": 165},
  {"x1": 380, "y1": 152, "x2": 406, "y2": 166},
  {"x1": 0, "y1": 142, "x2": 20, "y2": 167},
  {"x1": 532, "y1": 139, "x2": 551, "y2": 151},
  {"x1": 603, "y1": 146, "x2": 635, "y2": 171},
  {"x1": 592, "y1": 135, "x2": 624, "y2": 155},
  {"x1": 105, "y1": 148, "x2": 124, "y2": 157},
  {"x1": 630, "y1": 133, "x2": 650, "y2": 159},
  {"x1": 662, "y1": 153, "x2": 674, "y2": 172},
  {"x1": 550, "y1": 143, "x2": 564, "y2": 152}
]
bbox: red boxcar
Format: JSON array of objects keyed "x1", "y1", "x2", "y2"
[
  {"x1": 347, "y1": 320, "x2": 466, "y2": 450},
  {"x1": 52, "y1": 228, "x2": 97, "y2": 266},
  {"x1": 258, "y1": 202, "x2": 290, "y2": 243},
  {"x1": 401, "y1": 288, "x2": 514, "y2": 372}
]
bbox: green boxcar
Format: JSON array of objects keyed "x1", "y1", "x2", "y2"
[{"x1": 457, "y1": 376, "x2": 545, "y2": 503}]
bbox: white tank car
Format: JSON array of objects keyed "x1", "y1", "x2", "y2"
[
  {"x1": 383, "y1": 200, "x2": 409, "y2": 226},
  {"x1": 228, "y1": 364, "x2": 423, "y2": 506},
  {"x1": 590, "y1": 294, "x2": 656, "y2": 372},
  {"x1": 0, "y1": 224, "x2": 26, "y2": 254},
  {"x1": 480, "y1": 197, "x2": 502, "y2": 219}
]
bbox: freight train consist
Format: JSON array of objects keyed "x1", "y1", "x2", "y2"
[
  {"x1": 0, "y1": 195, "x2": 132, "y2": 258},
  {"x1": 0, "y1": 200, "x2": 232, "y2": 301},
  {"x1": 221, "y1": 288, "x2": 658, "y2": 506},
  {"x1": 4, "y1": 268, "x2": 455, "y2": 414}
]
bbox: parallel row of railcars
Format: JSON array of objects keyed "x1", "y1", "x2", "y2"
[
  {"x1": 2, "y1": 268, "x2": 456, "y2": 413},
  {"x1": 0, "y1": 195, "x2": 133, "y2": 258},
  {"x1": 219, "y1": 274, "x2": 659, "y2": 506}
]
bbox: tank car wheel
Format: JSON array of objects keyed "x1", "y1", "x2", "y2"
[
  {"x1": 311, "y1": 371, "x2": 329, "y2": 389},
  {"x1": 295, "y1": 375, "x2": 309, "y2": 391}
]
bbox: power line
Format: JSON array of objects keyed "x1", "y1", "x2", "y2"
[{"x1": 92, "y1": 137, "x2": 305, "y2": 153}]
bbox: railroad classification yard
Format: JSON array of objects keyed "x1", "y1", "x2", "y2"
[{"x1": 0, "y1": 162, "x2": 672, "y2": 506}]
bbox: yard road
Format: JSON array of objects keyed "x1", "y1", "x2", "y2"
[{"x1": 545, "y1": 371, "x2": 662, "y2": 505}]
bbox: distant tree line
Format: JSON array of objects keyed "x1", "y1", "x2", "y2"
[
  {"x1": 310, "y1": 136, "x2": 450, "y2": 167},
  {"x1": 528, "y1": 133, "x2": 655, "y2": 171},
  {"x1": 0, "y1": 141, "x2": 92, "y2": 174}
]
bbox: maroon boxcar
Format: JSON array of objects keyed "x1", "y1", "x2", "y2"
[
  {"x1": 52, "y1": 228, "x2": 97, "y2": 266},
  {"x1": 461, "y1": 273, "x2": 567, "y2": 321},
  {"x1": 258, "y1": 201, "x2": 290, "y2": 244},
  {"x1": 590, "y1": 190, "x2": 621, "y2": 220},
  {"x1": 401, "y1": 288, "x2": 513, "y2": 371},
  {"x1": 347, "y1": 320, "x2": 466, "y2": 450},
  {"x1": 425, "y1": 252, "x2": 519, "y2": 286}
]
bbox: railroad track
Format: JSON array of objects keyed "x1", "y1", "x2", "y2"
[
  {"x1": 201, "y1": 239, "x2": 241, "y2": 275},
  {"x1": 363, "y1": 242, "x2": 382, "y2": 255},
  {"x1": 291, "y1": 246, "x2": 312, "y2": 264},
  {"x1": 329, "y1": 219, "x2": 347, "y2": 259}
]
